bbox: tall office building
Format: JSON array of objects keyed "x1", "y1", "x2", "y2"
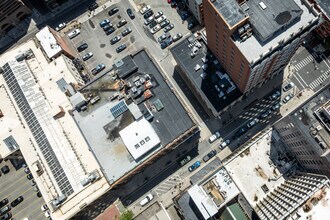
[
  {"x1": 274, "y1": 86, "x2": 330, "y2": 177},
  {"x1": 0, "y1": 0, "x2": 31, "y2": 37},
  {"x1": 202, "y1": 0, "x2": 320, "y2": 93}
]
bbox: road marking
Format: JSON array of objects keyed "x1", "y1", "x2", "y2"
[
  {"x1": 320, "y1": 54, "x2": 330, "y2": 69},
  {"x1": 292, "y1": 73, "x2": 306, "y2": 89},
  {"x1": 295, "y1": 72, "x2": 309, "y2": 87}
]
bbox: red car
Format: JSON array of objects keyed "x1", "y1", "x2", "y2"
[{"x1": 167, "y1": 0, "x2": 172, "y2": 3}]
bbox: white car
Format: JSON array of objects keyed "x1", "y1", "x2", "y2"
[
  {"x1": 150, "y1": 24, "x2": 161, "y2": 34},
  {"x1": 220, "y1": 139, "x2": 230, "y2": 149},
  {"x1": 55, "y1": 22, "x2": 66, "y2": 31},
  {"x1": 154, "y1": 11, "x2": 163, "y2": 19},
  {"x1": 45, "y1": 210, "x2": 50, "y2": 218},
  {"x1": 41, "y1": 204, "x2": 48, "y2": 211},
  {"x1": 209, "y1": 131, "x2": 220, "y2": 143},
  {"x1": 68, "y1": 29, "x2": 80, "y2": 39},
  {"x1": 144, "y1": 16, "x2": 154, "y2": 25},
  {"x1": 140, "y1": 193, "x2": 153, "y2": 206},
  {"x1": 139, "y1": 5, "x2": 151, "y2": 15},
  {"x1": 247, "y1": 118, "x2": 259, "y2": 128},
  {"x1": 156, "y1": 15, "x2": 166, "y2": 24}
]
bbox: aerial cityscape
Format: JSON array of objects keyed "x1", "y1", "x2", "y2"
[{"x1": 0, "y1": 0, "x2": 329, "y2": 220}]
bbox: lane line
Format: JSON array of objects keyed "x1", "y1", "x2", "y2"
[
  {"x1": 295, "y1": 72, "x2": 309, "y2": 87},
  {"x1": 292, "y1": 73, "x2": 306, "y2": 89}
]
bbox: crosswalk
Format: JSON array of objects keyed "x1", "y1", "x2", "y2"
[
  {"x1": 154, "y1": 174, "x2": 182, "y2": 196},
  {"x1": 293, "y1": 52, "x2": 318, "y2": 71},
  {"x1": 309, "y1": 69, "x2": 330, "y2": 89}
]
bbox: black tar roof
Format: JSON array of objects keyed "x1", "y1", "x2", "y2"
[
  {"x1": 212, "y1": 0, "x2": 246, "y2": 28},
  {"x1": 171, "y1": 37, "x2": 241, "y2": 113},
  {"x1": 246, "y1": 0, "x2": 302, "y2": 42},
  {"x1": 118, "y1": 50, "x2": 194, "y2": 145}
]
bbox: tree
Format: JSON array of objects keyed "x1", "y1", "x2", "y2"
[{"x1": 119, "y1": 210, "x2": 134, "y2": 220}]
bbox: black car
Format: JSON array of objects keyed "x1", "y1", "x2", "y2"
[
  {"x1": 127, "y1": 8, "x2": 135, "y2": 19},
  {"x1": 121, "y1": 27, "x2": 132, "y2": 36},
  {"x1": 234, "y1": 127, "x2": 247, "y2": 139},
  {"x1": 103, "y1": 24, "x2": 113, "y2": 31},
  {"x1": 160, "y1": 19, "x2": 170, "y2": 28},
  {"x1": 110, "y1": 36, "x2": 121, "y2": 45},
  {"x1": 27, "y1": 173, "x2": 33, "y2": 180},
  {"x1": 105, "y1": 27, "x2": 116, "y2": 35},
  {"x1": 88, "y1": 2, "x2": 98, "y2": 11},
  {"x1": 0, "y1": 212, "x2": 12, "y2": 220},
  {"x1": 203, "y1": 150, "x2": 217, "y2": 162},
  {"x1": 143, "y1": 10, "x2": 154, "y2": 19},
  {"x1": 37, "y1": 191, "x2": 42, "y2": 198},
  {"x1": 116, "y1": 44, "x2": 127, "y2": 53},
  {"x1": 0, "y1": 199, "x2": 8, "y2": 209},
  {"x1": 1, "y1": 165, "x2": 9, "y2": 174},
  {"x1": 0, "y1": 205, "x2": 11, "y2": 216},
  {"x1": 116, "y1": 19, "x2": 127, "y2": 28},
  {"x1": 10, "y1": 196, "x2": 23, "y2": 207},
  {"x1": 188, "y1": 20, "x2": 198, "y2": 30},
  {"x1": 108, "y1": 7, "x2": 119, "y2": 16},
  {"x1": 149, "y1": 20, "x2": 158, "y2": 29},
  {"x1": 77, "y1": 43, "x2": 88, "y2": 52}
]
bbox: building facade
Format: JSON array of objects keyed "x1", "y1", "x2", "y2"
[
  {"x1": 274, "y1": 87, "x2": 330, "y2": 177},
  {"x1": 186, "y1": 0, "x2": 204, "y2": 26},
  {"x1": 202, "y1": 0, "x2": 320, "y2": 93},
  {"x1": 0, "y1": 0, "x2": 31, "y2": 37}
]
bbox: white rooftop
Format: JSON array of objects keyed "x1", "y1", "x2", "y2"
[
  {"x1": 35, "y1": 26, "x2": 62, "y2": 59},
  {"x1": 119, "y1": 118, "x2": 161, "y2": 161},
  {"x1": 235, "y1": 0, "x2": 318, "y2": 63},
  {"x1": 188, "y1": 168, "x2": 240, "y2": 219}
]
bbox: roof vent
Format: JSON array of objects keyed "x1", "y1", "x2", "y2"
[{"x1": 259, "y1": 2, "x2": 267, "y2": 10}]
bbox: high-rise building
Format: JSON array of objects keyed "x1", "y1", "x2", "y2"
[
  {"x1": 0, "y1": 0, "x2": 31, "y2": 37},
  {"x1": 274, "y1": 86, "x2": 330, "y2": 177},
  {"x1": 202, "y1": 0, "x2": 320, "y2": 93},
  {"x1": 185, "y1": 0, "x2": 204, "y2": 25},
  {"x1": 313, "y1": 0, "x2": 330, "y2": 38}
]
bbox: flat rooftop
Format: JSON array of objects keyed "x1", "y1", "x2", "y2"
[
  {"x1": 212, "y1": 0, "x2": 246, "y2": 28},
  {"x1": 289, "y1": 86, "x2": 330, "y2": 154},
  {"x1": 188, "y1": 167, "x2": 240, "y2": 219},
  {"x1": 226, "y1": 128, "x2": 297, "y2": 207},
  {"x1": 235, "y1": 0, "x2": 318, "y2": 63},
  {"x1": 73, "y1": 50, "x2": 194, "y2": 183},
  {"x1": 171, "y1": 36, "x2": 242, "y2": 114},
  {"x1": 316, "y1": 0, "x2": 330, "y2": 17}
]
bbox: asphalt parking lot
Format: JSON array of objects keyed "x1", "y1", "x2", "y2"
[
  {"x1": 67, "y1": 3, "x2": 145, "y2": 77},
  {"x1": 0, "y1": 160, "x2": 45, "y2": 220}
]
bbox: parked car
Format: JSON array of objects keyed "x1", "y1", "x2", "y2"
[
  {"x1": 158, "y1": 33, "x2": 171, "y2": 43},
  {"x1": 108, "y1": 7, "x2": 119, "y2": 16},
  {"x1": 220, "y1": 139, "x2": 230, "y2": 149},
  {"x1": 269, "y1": 90, "x2": 281, "y2": 100},
  {"x1": 150, "y1": 24, "x2": 161, "y2": 34},
  {"x1": 283, "y1": 82, "x2": 295, "y2": 92},
  {"x1": 24, "y1": 167, "x2": 30, "y2": 174},
  {"x1": 283, "y1": 93, "x2": 294, "y2": 103},
  {"x1": 160, "y1": 19, "x2": 170, "y2": 28},
  {"x1": 144, "y1": 10, "x2": 154, "y2": 19},
  {"x1": 88, "y1": 2, "x2": 98, "y2": 11},
  {"x1": 30, "y1": 179, "x2": 36, "y2": 186},
  {"x1": 149, "y1": 20, "x2": 158, "y2": 29},
  {"x1": 41, "y1": 204, "x2": 48, "y2": 211},
  {"x1": 209, "y1": 131, "x2": 220, "y2": 143},
  {"x1": 55, "y1": 22, "x2": 66, "y2": 31},
  {"x1": 139, "y1": 5, "x2": 151, "y2": 15},
  {"x1": 105, "y1": 27, "x2": 116, "y2": 35},
  {"x1": 67, "y1": 29, "x2": 80, "y2": 39},
  {"x1": 140, "y1": 193, "x2": 153, "y2": 206},
  {"x1": 156, "y1": 15, "x2": 166, "y2": 23},
  {"x1": 117, "y1": 19, "x2": 127, "y2": 28},
  {"x1": 82, "y1": 52, "x2": 93, "y2": 61},
  {"x1": 259, "y1": 109, "x2": 272, "y2": 119},
  {"x1": 271, "y1": 102, "x2": 281, "y2": 111},
  {"x1": 110, "y1": 35, "x2": 121, "y2": 45},
  {"x1": 171, "y1": 2, "x2": 177, "y2": 8},
  {"x1": 92, "y1": 64, "x2": 105, "y2": 75},
  {"x1": 26, "y1": 174, "x2": 33, "y2": 181},
  {"x1": 11, "y1": 196, "x2": 23, "y2": 207},
  {"x1": 103, "y1": 24, "x2": 113, "y2": 31},
  {"x1": 1, "y1": 165, "x2": 9, "y2": 174},
  {"x1": 0, "y1": 205, "x2": 11, "y2": 215},
  {"x1": 247, "y1": 118, "x2": 259, "y2": 128},
  {"x1": 127, "y1": 8, "x2": 135, "y2": 19},
  {"x1": 0, "y1": 199, "x2": 8, "y2": 209},
  {"x1": 144, "y1": 16, "x2": 154, "y2": 25},
  {"x1": 173, "y1": 33, "x2": 182, "y2": 42},
  {"x1": 77, "y1": 43, "x2": 88, "y2": 52},
  {"x1": 180, "y1": 11, "x2": 191, "y2": 20},
  {"x1": 203, "y1": 150, "x2": 217, "y2": 162},
  {"x1": 121, "y1": 27, "x2": 132, "y2": 37},
  {"x1": 154, "y1": 11, "x2": 163, "y2": 19},
  {"x1": 188, "y1": 20, "x2": 198, "y2": 30},
  {"x1": 188, "y1": 161, "x2": 201, "y2": 172},
  {"x1": 99, "y1": 19, "x2": 110, "y2": 28},
  {"x1": 164, "y1": 23, "x2": 174, "y2": 32},
  {"x1": 160, "y1": 37, "x2": 173, "y2": 49},
  {"x1": 179, "y1": 155, "x2": 191, "y2": 166},
  {"x1": 0, "y1": 212, "x2": 12, "y2": 220},
  {"x1": 116, "y1": 44, "x2": 127, "y2": 53}
]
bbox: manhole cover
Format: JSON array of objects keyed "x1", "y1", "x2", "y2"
[
  {"x1": 100, "y1": 43, "x2": 106, "y2": 48},
  {"x1": 130, "y1": 36, "x2": 135, "y2": 43},
  {"x1": 106, "y1": 53, "x2": 112, "y2": 58},
  {"x1": 89, "y1": 20, "x2": 95, "y2": 29},
  {"x1": 117, "y1": 15, "x2": 121, "y2": 19}
]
